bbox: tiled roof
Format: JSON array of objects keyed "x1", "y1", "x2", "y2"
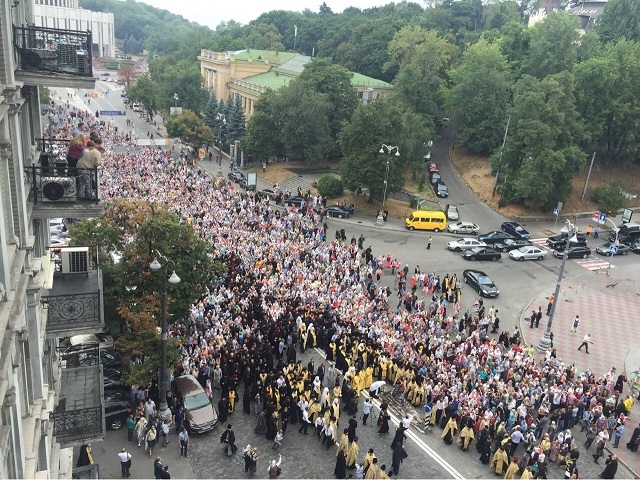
[
  {"x1": 350, "y1": 72, "x2": 393, "y2": 89},
  {"x1": 233, "y1": 49, "x2": 296, "y2": 65}
]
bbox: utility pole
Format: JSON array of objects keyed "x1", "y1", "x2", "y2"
[
  {"x1": 492, "y1": 115, "x2": 510, "y2": 198},
  {"x1": 581, "y1": 152, "x2": 596, "y2": 201}
]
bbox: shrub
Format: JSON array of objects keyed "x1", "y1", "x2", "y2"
[
  {"x1": 317, "y1": 175, "x2": 343, "y2": 198},
  {"x1": 593, "y1": 183, "x2": 626, "y2": 214}
]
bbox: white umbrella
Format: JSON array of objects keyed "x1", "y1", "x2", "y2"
[{"x1": 369, "y1": 381, "x2": 386, "y2": 393}]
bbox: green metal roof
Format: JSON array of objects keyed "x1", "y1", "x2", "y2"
[
  {"x1": 233, "y1": 49, "x2": 296, "y2": 65},
  {"x1": 240, "y1": 71, "x2": 295, "y2": 90},
  {"x1": 350, "y1": 72, "x2": 393, "y2": 89}
]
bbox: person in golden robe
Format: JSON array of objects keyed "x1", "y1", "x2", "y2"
[
  {"x1": 490, "y1": 446, "x2": 509, "y2": 475},
  {"x1": 228, "y1": 389, "x2": 236, "y2": 413},
  {"x1": 346, "y1": 436, "x2": 359, "y2": 468},
  {"x1": 457, "y1": 423, "x2": 475, "y2": 451}
]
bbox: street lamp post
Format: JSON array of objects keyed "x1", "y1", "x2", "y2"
[
  {"x1": 149, "y1": 253, "x2": 181, "y2": 423},
  {"x1": 376, "y1": 144, "x2": 400, "y2": 226},
  {"x1": 536, "y1": 220, "x2": 578, "y2": 352},
  {"x1": 603, "y1": 217, "x2": 619, "y2": 275}
]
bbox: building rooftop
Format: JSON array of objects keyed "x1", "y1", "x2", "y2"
[
  {"x1": 238, "y1": 71, "x2": 295, "y2": 91},
  {"x1": 233, "y1": 49, "x2": 297, "y2": 65},
  {"x1": 350, "y1": 72, "x2": 394, "y2": 90},
  {"x1": 275, "y1": 54, "x2": 312, "y2": 75}
]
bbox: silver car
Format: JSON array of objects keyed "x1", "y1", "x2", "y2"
[
  {"x1": 509, "y1": 246, "x2": 547, "y2": 261},
  {"x1": 447, "y1": 238, "x2": 487, "y2": 252}
]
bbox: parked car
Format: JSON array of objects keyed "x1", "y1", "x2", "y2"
[
  {"x1": 173, "y1": 374, "x2": 218, "y2": 433},
  {"x1": 463, "y1": 269, "x2": 499, "y2": 297},
  {"x1": 447, "y1": 221, "x2": 479, "y2": 235},
  {"x1": 477, "y1": 231, "x2": 512, "y2": 245},
  {"x1": 227, "y1": 171, "x2": 245, "y2": 183},
  {"x1": 629, "y1": 241, "x2": 640, "y2": 254},
  {"x1": 427, "y1": 162, "x2": 439, "y2": 172},
  {"x1": 435, "y1": 182, "x2": 449, "y2": 198},
  {"x1": 429, "y1": 172, "x2": 442, "y2": 185},
  {"x1": 509, "y1": 246, "x2": 548, "y2": 261},
  {"x1": 50, "y1": 238, "x2": 69, "y2": 250},
  {"x1": 325, "y1": 205, "x2": 350, "y2": 218},
  {"x1": 285, "y1": 196, "x2": 306, "y2": 208},
  {"x1": 462, "y1": 247, "x2": 501, "y2": 261},
  {"x1": 445, "y1": 204, "x2": 459, "y2": 221},
  {"x1": 501, "y1": 221, "x2": 531, "y2": 239},
  {"x1": 447, "y1": 238, "x2": 487, "y2": 252},
  {"x1": 261, "y1": 188, "x2": 281, "y2": 201},
  {"x1": 609, "y1": 222, "x2": 640, "y2": 244},
  {"x1": 552, "y1": 246, "x2": 592, "y2": 259},
  {"x1": 62, "y1": 333, "x2": 115, "y2": 350},
  {"x1": 493, "y1": 238, "x2": 533, "y2": 252},
  {"x1": 546, "y1": 233, "x2": 587, "y2": 250},
  {"x1": 595, "y1": 242, "x2": 630, "y2": 256},
  {"x1": 105, "y1": 398, "x2": 132, "y2": 430}
]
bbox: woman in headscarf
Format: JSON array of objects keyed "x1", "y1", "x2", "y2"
[{"x1": 321, "y1": 387, "x2": 331, "y2": 410}]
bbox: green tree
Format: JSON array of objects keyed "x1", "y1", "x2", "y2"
[
  {"x1": 165, "y1": 109, "x2": 215, "y2": 148},
  {"x1": 149, "y1": 57, "x2": 208, "y2": 113},
  {"x1": 448, "y1": 38, "x2": 513, "y2": 153},
  {"x1": 596, "y1": 0, "x2": 640, "y2": 43},
  {"x1": 524, "y1": 12, "x2": 580, "y2": 79},
  {"x1": 245, "y1": 23, "x2": 286, "y2": 51},
  {"x1": 203, "y1": 91, "x2": 218, "y2": 132},
  {"x1": 339, "y1": 99, "x2": 406, "y2": 202},
  {"x1": 280, "y1": 81, "x2": 333, "y2": 162},
  {"x1": 297, "y1": 57, "x2": 358, "y2": 155},
  {"x1": 497, "y1": 72, "x2": 586, "y2": 209},
  {"x1": 127, "y1": 74, "x2": 158, "y2": 116},
  {"x1": 573, "y1": 40, "x2": 640, "y2": 164},
  {"x1": 482, "y1": 1, "x2": 522, "y2": 30},
  {"x1": 225, "y1": 95, "x2": 246, "y2": 146},
  {"x1": 242, "y1": 90, "x2": 286, "y2": 161}
]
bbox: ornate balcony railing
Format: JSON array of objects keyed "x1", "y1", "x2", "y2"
[
  {"x1": 25, "y1": 165, "x2": 100, "y2": 204},
  {"x1": 43, "y1": 292, "x2": 101, "y2": 333},
  {"x1": 51, "y1": 406, "x2": 103, "y2": 445},
  {"x1": 13, "y1": 25, "x2": 93, "y2": 77}
]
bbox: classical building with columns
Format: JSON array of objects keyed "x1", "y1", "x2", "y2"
[
  {"x1": 1, "y1": 0, "x2": 105, "y2": 477},
  {"x1": 199, "y1": 49, "x2": 394, "y2": 118}
]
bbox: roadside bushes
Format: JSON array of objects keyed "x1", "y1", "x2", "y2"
[{"x1": 317, "y1": 175, "x2": 343, "y2": 198}]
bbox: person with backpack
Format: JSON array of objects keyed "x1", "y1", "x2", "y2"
[{"x1": 268, "y1": 454, "x2": 282, "y2": 478}]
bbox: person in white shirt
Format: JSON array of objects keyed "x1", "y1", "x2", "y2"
[
  {"x1": 117, "y1": 448, "x2": 131, "y2": 478},
  {"x1": 362, "y1": 399, "x2": 372, "y2": 426},
  {"x1": 402, "y1": 414, "x2": 414, "y2": 430}
]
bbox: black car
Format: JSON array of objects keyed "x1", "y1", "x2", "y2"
[
  {"x1": 435, "y1": 182, "x2": 449, "y2": 198},
  {"x1": 105, "y1": 400, "x2": 132, "y2": 430},
  {"x1": 493, "y1": 238, "x2": 533, "y2": 252},
  {"x1": 103, "y1": 367, "x2": 127, "y2": 389},
  {"x1": 285, "y1": 196, "x2": 306, "y2": 208},
  {"x1": 463, "y1": 269, "x2": 500, "y2": 297},
  {"x1": 462, "y1": 247, "x2": 502, "y2": 261},
  {"x1": 477, "y1": 231, "x2": 512, "y2": 245},
  {"x1": 552, "y1": 246, "x2": 592, "y2": 259},
  {"x1": 630, "y1": 241, "x2": 640, "y2": 254},
  {"x1": 325, "y1": 206, "x2": 350, "y2": 218},
  {"x1": 227, "y1": 171, "x2": 245, "y2": 183},
  {"x1": 546, "y1": 233, "x2": 587, "y2": 250}
]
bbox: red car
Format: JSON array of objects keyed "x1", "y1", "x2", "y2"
[{"x1": 427, "y1": 162, "x2": 439, "y2": 172}]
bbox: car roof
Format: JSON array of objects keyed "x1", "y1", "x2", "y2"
[
  {"x1": 464, "y1": 269, "x2": 488, "y2": 276},
  {"x1": 175, "y1": 374, "x2": 204, "y2": 395}
]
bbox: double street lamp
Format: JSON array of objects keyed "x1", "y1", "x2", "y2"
[
  {"x1": 149, "y1": 252, "x2": 181, "y2": 422},
  {"x1": 376, "y1": 144, "x2": 400, "y2": 226},
  {"x1": 536, "y1": 219, "x2": 578, "y2": 352}
]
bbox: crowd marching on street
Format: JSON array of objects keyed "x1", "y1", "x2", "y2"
[{"x1": 50, "y1": 103, "x2": 639, "y2": 480}]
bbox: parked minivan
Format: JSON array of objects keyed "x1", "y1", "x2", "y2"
[
  {"x1": 405, "y1": 210, "x2": 447, "y2": 232},
  {"x1": 610, "y1": 222, "x2": 640, "y2": 244},
  {"x1": 173, "y1": 374, "x2": 218, "y2": 433}
]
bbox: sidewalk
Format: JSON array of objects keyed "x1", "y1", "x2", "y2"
[{"x1": 520, "y1": 270, "x2": 640, "y2": 476}]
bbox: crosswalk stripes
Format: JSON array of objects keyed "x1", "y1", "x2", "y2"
[
  {"x1": 529, "y1": 238, "x2": 615, "y2": 271},
  {"x1": 277, "y1": 176, "x2": 314, "y2": 194}
]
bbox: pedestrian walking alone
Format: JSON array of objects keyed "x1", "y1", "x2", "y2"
[
  {"x1": 427, "y1": 236, "x2": 432, "y2": 250},
  {"x1": 578, "y1": 333, "x2": 593, "y2": 354},
  {"x1": 570, "y1": 315, "x2": 580, "y2": 335},
  {"x1": 117, "y1": 448, "x2": 131, "y2": 478},
  {"x1": 126, "y1": 413, "x2": 135, "y2": 442}
]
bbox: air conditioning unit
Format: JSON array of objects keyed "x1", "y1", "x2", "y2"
[
  {"x1": 41, "y1": 176, "x2": 77, "y2": 201},
  {"x1": 61, "y1": 247, "x2": 89, "y2": 274}
]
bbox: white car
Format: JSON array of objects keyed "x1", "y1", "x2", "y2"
[
  {"x1": 445, "y1": 205, "x2": 459, "y2": 221},
  {"x1": 447, "y1": 238, "x2": 487, "y2": 252},
  {"x1": 447, "y1": 221, "x2": 479, "y2": 235},
  {"x1": 509, "y1": 246, "x2": 548, "y2": 261}
]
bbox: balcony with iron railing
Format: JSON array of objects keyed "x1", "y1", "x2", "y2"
[
  {"x1": 43, "y1": 245, "x2": 104, "y2": 337},
  {"x1": 25, "y1": 149, "x2": 103, "y2": 218},
  {"x1": 51, "y1": 346, "x2": 104, "y2": 447},
  {"x1": 13, "y1": 24, "x2": 95, "y2": 88}
]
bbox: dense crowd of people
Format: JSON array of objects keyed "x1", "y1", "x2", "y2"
[{"x1": 50, "y1": 103, "x2": 633, "y2": 479}]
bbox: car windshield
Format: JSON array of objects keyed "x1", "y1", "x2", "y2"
[
  {"x1": 477, "y1": 277, "x2": 493, "y2": 285},
  {"x1": 184, "y1": 392, "x2": 211, "y2": 410}
]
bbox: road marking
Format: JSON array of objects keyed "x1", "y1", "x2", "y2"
[{"x1": 314, "y1": 348, "x2": 463, "y2": 479}]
